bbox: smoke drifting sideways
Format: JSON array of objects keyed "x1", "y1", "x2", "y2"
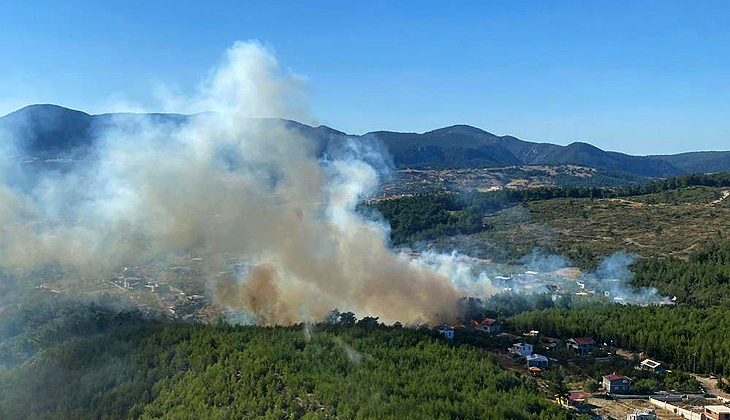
[
  {"x1": 0, "y1": 41, "x2": 491, "y2": 325},
  {"x1": 515, "y1": 249, "x2": 666, "y2": 305}
]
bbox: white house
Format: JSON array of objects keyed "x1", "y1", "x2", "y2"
[{"x1": 627, "y1": 409, "x2": 656, "y2": 420}]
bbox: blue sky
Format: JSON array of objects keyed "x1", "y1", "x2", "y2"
[{"x1": 1, "y1": 1, "x2": 728, "y2": 155}]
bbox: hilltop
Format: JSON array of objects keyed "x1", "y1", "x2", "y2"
[{"x1": 3, "y1": 104, "x2": 730, "y2": 178}]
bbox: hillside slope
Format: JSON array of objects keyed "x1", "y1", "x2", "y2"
[{"x1": 0, "y1": 302, "x2": 573, "y2": 420}]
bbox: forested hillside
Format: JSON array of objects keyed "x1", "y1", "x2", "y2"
[
  {"x1": 633, "y1": 242, "x2": 730, "y2": 307},
  {"x1": 0, "y1": 301, "x2": 575, "y2": 420}
]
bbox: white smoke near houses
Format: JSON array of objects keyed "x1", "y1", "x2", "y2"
[{"x1": 0, "y1": 41, "x2": 498, "y2": 325}]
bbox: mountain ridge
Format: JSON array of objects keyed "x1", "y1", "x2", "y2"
[{"x1": 2, "y1": 104, "x2": 728, "y2": 177}]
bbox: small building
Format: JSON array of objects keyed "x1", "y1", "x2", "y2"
[
  {"x1": 567, "y1": 337, "x2": 595, "y2": 355},
  {"x1": 705, "y1": 406, "x2": 730, "y2": 420},
  {"x1": 510, "y1": 342, "x2": 534, "y2": 357},
  {"x1": 603, "y1": 373, "x2": 631, "y2": 394},
  {"x1": 471, "y1": 317, "x2": 501, "y2": 334},
  {"x1": 627, "y1": 409, "x2": 656, "y2": 420},
  {"x1": 526, "y1": 354, "x2": 549, "y2": 368},
  {"x1": 639, "y1": 359, "x2": 665, "y2": 372},
  {"x1": 566, "y1": 391, "x2": 586, "y2": 407},
  {"x1": 437, "y1": 325, "x2": 454, "y2": 340}
]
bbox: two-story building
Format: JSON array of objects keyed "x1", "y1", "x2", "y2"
[
  {"x1": 510, "y1": 342, "x2": 534, "y2": 357},
  {"x1": 602, "y1": 373, "x2": 631, "y2": 394}
]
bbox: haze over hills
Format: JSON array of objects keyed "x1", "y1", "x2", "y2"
[{"x1": 2, "y1": 104, "x2": 728, "y2": 178}]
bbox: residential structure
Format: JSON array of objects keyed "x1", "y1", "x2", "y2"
[
  {"x1": 557, "y1": 391, "x2": 586, "y2": 408},
  {"x1": 471, "y1": 317, "x2": 501, "y2": 334},
  {"x1": 567, "y1": 391, "x2": 586, "y2": 407},
  {"x1": 627, "y1": 408, "x2": 656, "y2": 420},
  {"x1": 603, "y1": 373, "x2": 631, "y2": 394},
  {"x1": 639, "y1": 359, "x2": 665, "y2": 372},
  {"x1": 567, "y1": 337, "x2": 595, "y2": 355},
  {"x1": 705, "y1": 406, "x2": 730, "y2": 420},
  {"x1": 526, "y1": 354, "x2": 549, "y2": 368},
  {"x1": 437, "y1": 325, "x2": 454, "y2": 340},
  {"x1": 510, "y1": 342, "x2": 534, "y2": 357}
]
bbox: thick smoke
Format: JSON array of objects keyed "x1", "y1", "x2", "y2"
[
  {"x1": 0, "y1": 41, "x2": 662, "y2": 326},
  {"x1": 0, "y1": 41, "x2": 472, "y2": 324}
]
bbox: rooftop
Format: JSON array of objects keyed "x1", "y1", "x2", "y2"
[
  {"x1": 526, "y1": 354, "x2": 548, "y2": 361},
  {"x1": 706, "y1": 406, "x2": 730, "y2": 414},
  {"x1": 568, "y1": 391, "x2": 587, "y2": 401},
  {"x1": 641, "y1": 359, "x2": 662, "y2": 368},
  {"x1": 569, "y1": 337, "x2": 596, "y2": 345},
  {"x1": 603, "y1": 373, "x2": 630, "y2": 381}
]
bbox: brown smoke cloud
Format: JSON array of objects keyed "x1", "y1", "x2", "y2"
[{"x1": 0, "y1": 41, "x2": 489, "y2": 324}]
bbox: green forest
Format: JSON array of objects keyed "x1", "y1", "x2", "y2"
[
  {"x1": 0, "y1": 299, "x2": 576, "y2": 420},
  {"x1": 633, "y1": 242, "x2": 730, "y2": 306}
]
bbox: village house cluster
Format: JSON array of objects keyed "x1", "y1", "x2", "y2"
[{"x1": 434, "y1": 318, "x2": 730, "y2": 420}]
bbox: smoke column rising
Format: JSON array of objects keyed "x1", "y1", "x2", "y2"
[{"x1": 0, "y1": 41, "x2": 484, "y2": 324}]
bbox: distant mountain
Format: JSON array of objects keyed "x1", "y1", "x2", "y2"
[
  {"x1": 651, "y1": 151, "x2": 730, "y2": 174},
  {"x1": 369, "y1": 125, "x2": 683, "y2": 177},
  {"x1": 2, "y1": 104, "x2": 729, "y2": 178}
]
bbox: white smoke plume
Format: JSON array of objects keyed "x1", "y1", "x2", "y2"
[
  {"x1": 333, "y1": 337, "x2": 370, "y2": 365},
  {"x1": 0, "y1": 41, "x2": 492, "y2": 325}
]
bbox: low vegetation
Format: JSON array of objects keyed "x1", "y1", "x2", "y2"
[{"x1": 373, "y1": 173, "x2": 730, "y2": 269}]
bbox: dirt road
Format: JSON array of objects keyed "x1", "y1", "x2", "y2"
[{"x1": 692, "y1": 375, "x2": 730, "y2": 400}]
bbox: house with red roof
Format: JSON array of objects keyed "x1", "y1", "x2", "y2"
[
  {"x1": 602, "y1": 373, "x2": 631, "y2": 394},
  {"x1": 567, "y1": 391, "x2": 586, "y2": 407},
  {"x1": 471, "y1": 317, "x2": 501, "y2": 334},
  {"x1": 566, "y1": 337, "x2": 595, "y2": 355}
]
